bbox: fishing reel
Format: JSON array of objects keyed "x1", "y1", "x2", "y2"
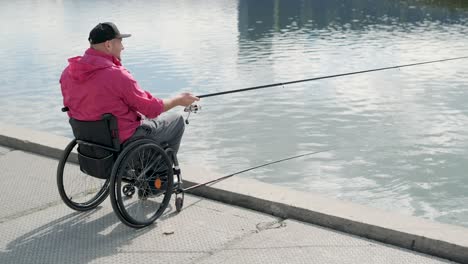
[{"x1": 184, "y1": 104, "x2": 201, "y2": 125}]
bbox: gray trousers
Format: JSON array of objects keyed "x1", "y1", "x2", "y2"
[{"x1": 129, "y1": 112, "x2": 185, "y2": 155}]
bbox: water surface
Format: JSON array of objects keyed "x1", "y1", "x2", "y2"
[{"x1": 1, "y1": 0, "x2": 468, "y2": 227}]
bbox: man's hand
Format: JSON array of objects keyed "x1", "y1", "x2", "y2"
[{"x1": 163, "y1": 92, "x2": 200, "y2": 112}]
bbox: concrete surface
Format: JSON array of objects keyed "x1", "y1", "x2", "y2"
[
  {"x1": 0, "y1": 149, "x2": 456, "y2": 264},
  {"x1": 0, "y1": 123, "x2": 467, "y2": 263}
]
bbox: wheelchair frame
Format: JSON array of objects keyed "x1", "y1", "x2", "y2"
[{"x1": 56, "y1": 112, "x2": 185, "y2": 228}]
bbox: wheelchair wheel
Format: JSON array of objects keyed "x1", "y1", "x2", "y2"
[
  {"x1": 57, "y1": 140, "x2": 110, "y2": 211},
  {"x1": 110, "y1": 139, "x2": 174, "y2": 228},
  {"x1": 122, "y1": 184, "x2": 135, "y2": 197},
  {"x1": 175, "y1": 193, "x2": 184, "y2": 213}
]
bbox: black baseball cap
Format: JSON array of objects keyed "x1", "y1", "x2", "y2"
[{"x1": 88, "y1": 22, "x2": 131, "y2": 44}]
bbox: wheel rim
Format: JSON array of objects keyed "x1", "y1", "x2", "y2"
[
  {"x1": 114, "y1": 141, "x2": 173, "y2": 226},
  {"x1": 57, "y1": 140, "x2": 110, "y2": 209}
]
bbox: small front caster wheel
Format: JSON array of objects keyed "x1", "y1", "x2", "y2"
[
  {"x1": 175, "y1": 193, "x2": 184, "y2": 213},
  {"x1": 123, "y1": 184, "x2": 135, "y2": 197}
]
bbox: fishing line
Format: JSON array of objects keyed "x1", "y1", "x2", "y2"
[
  {"x1": 181, "y1": 55, "x2": 468, "y2": 191},
  {"x1": 182, "y1": 148, "x2": 335, "y2": 192},
  {"x1": 196, "y1": 56, "x2": 468, "y2": 99}
]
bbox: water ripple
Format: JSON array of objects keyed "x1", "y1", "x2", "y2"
[{"x1": 2, "y1": 0, "x2": 468, "y2": 228}]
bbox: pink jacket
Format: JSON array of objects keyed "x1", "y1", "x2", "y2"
[{"x1": 60, "y1": 48, "x2": 164, "y2": 143}]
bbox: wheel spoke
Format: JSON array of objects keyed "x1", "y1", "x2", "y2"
[
  {"x1": 111, "y1": 141, "x2": 174, "y2": 227},
  {"x1": 57, "y1": 140, "x2": 109, "y2": 211}
]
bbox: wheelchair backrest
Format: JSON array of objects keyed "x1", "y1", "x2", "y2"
[
  {"x1": 68, "y1": 113, "x2": 121, "y2": 179},
  {"x1": 69, "y1": 113, "x2": 120, "y2": 151}
]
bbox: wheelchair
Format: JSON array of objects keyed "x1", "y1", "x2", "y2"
[{"x1": 56, "y1": 113, "x2": 185, "y2": 228}]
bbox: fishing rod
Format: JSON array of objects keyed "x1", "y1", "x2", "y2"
[
  {"x1": 183, "y1": 55, "x2": 468, "y2": 122},
  {"x1": 179, "y1": 55, "x2": 468, "y2": 188},
  {"x1": 196, "y1": 56, "x2": 468, "y2": 99},
  {"x1": 180, "y1": 148, "x2": 334, "y2": 192}
]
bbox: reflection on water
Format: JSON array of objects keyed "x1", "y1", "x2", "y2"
[
  {"x1": 239, "y1": 0, "x2": 468, "y2": 35},
  {"x1": 1, "y1": 0, "x2": 468, "y2": 228}
]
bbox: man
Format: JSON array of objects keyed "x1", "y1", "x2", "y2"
[{"x1": 60, "y1": 22, "x2": 199, "y2": 154}]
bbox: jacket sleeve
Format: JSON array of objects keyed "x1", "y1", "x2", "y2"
[{"x1": 118, "y1": 69, "x2": 164, "y2": 119}]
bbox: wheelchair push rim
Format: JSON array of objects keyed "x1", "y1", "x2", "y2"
[
  {"x1": 56, "y1": 139, "x2": 111, "y2": 211},
  {"x1": 110, "y1": 139, "x2": 174, "y2": 228}
]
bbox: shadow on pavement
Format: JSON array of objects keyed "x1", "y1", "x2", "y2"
[{"x1": 0, "y1": 205, "x2": 179, "y2": 264}]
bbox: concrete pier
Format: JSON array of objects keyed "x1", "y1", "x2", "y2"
[{"x1": 0, "y1": 123, "x2": 467, "y2": 264}]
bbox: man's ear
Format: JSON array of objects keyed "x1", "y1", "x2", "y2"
[{"x1": 104, "y1": 40, "x2": 112, "y2": 51}]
